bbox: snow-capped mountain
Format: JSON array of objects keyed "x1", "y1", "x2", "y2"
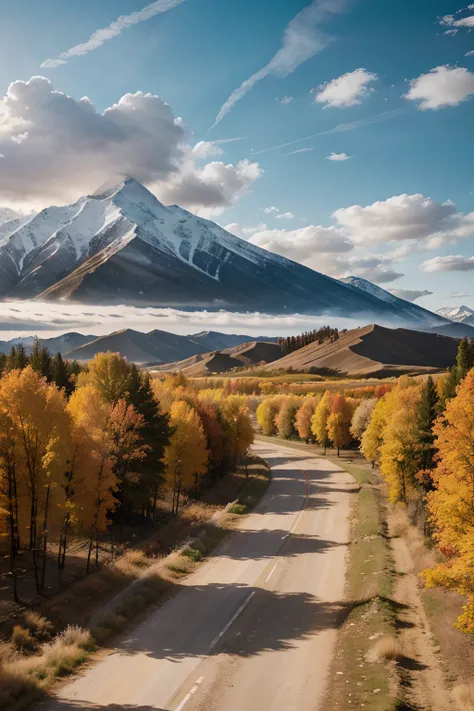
[
  {"x1": 436, "y1": 305, "x2": 474, "y2": 324},
  {"x1": 0, "y1": 179, "x2": 448, "y2": 325},
  {"x1": 339, "y1": 276, "x2": 447, "y2": 327}
]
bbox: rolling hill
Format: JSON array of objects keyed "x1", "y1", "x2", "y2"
[
  {"x1": 152, "y1": 341, "x2": 283, "y2": 375},
  {"x1": 261, "y1": 324, "x2": 459, "y2": 377}
]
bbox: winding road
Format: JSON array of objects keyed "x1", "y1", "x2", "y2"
[{"x1": 47, "y1": 439, "x2": 355, "y2": 711}]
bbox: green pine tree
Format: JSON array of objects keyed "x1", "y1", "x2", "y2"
[{"x1": 415, "y1": 376, "x2": 439, "y2": 492}]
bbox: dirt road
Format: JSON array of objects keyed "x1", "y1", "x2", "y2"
[{"x1": 47, "y1": 439, "x2": 355, "y2": 711}]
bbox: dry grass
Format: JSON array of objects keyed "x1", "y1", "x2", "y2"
[
  {"x1": 367, "y1": 635, "x2": 404, "y2": 663},
  {"x1": 164, "y1": 551, "x2": 195, "y2": 577},
  {"x1": 112, "y1": 550, "x2": 152, "y2": 578},
  {"x1": 22, "y1": 611, "x2": 53, "y2": 641},
  {"x1": 453, "y1": 684, "x2": 474, "y2": 711},
  {"x1": 12, "y1": 625, "x2": 39, "y2": 654}
]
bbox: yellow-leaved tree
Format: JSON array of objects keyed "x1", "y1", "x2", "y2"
[
  {"x1": 67, "y1": 384, "x2": 119, "y2": 571},
  {"x1": 0, "y1": 367, "x2": 70, "y2": 594},
  {"x1": 164, "y1": 401, "x2": 209, "y2": 514},
  {"x1": 378, "y1": 381, "x2": 422, "y2": 503},
  {"x1": 360, "y1": 396, "x2": 388, "y2": 466},
  {"x1": 220, "y1": 396, "x2": 254, "y2": 468},
  {"x1": 311, "y1": 391, "x2": 333, "y2": 453},
  {"x1": 422, "y1": 368, "x2": 474, "y2": 633},
  {"x1": 256, "y1": 398, "x2": 279, "y2": 436}
]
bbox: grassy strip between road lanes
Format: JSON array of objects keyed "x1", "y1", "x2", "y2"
[
  {"x1": 0, "y1": 457, "x2": 270, "y2": 711},
  {"x1": 323, "y1": 459, "x2": 402, "y2": 711}
]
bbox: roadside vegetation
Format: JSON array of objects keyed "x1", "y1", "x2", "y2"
[
  {"x1": 0, "y1": 349, "x2": 270, "y2": 710},
  {"x1": 253, "y1": 337, "x2": 474, "y2": 708}
]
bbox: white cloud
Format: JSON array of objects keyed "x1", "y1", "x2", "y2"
[
  {"x1": 389, "y1": 289, "x2": 433, "y2": 302},
  {"x1": 326, "y1": 152, "x2": 352, "y2": 161},
  {"x1": 333, "y1": 193, "x2": 474, "y2": 249},
  {"x1": 263, "y1": 206, "x2": 280, "y2": 214},
  {"x1": 440, "y1": 8, "x2": 474, "y2": 30},
  {"x1": 0, "y1": 76, "x2": 261, "y2": 215},
  {"x1": 0, "y1": 300, "x2": 362, "y2": 340},
  {"x1": 404, "y1": 65, "x2": 474, "y2": 109},
  {"x1": 420, "y1": 255, "x2": 474, "y2": 272},
  {"x1": 314, "y1": 68, "x2": 378, "y2": 108},
  {"x1": 224, "y1": 222, "x2": 268, "y2": 238},
  {"x1": 41, "y1": 0, "x2": 186, "y2": 68},
  {"x1": 276, "y1": 211, "x2": 295, "y2": 220},
  {"x1": 249, "y1": 224, "x2": 353, "y2": 261},
  {"x1": 192, "y1": 141, "x2": 224, "y2": 158},
  {"x1": 466, "y1": 49, "x2": 474, "y2": 56},
  {"x1": 211, "y1": 0, "x2": 347, "y2": 127},
  {"x1": 280, "y1": 96, "x2": 294, "y2": 104},
  {"x1": 447, "y1": 291, "x2": 470, "y2": 298},
  {"x1": 157, "y1": 159, "x2": 263, "y2": 217}
]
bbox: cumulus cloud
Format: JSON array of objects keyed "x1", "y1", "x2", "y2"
[
  {"x1": 404, "y1": 65, "x2": 474, "y2": 109},
  {"x1": 263, "y1": 206, "x2": 280, "y2": 214},
  {"x1": 41, "y1": 0, "x2": 186, "y2": 68},
  {"x1": 420, "y1": 255, "x2": 474, "y2": 272},
  {"x1": 0, "y1": 76, "x2": 261, "y2": 215},
  {"x1": 280, "y1": 96, "x2": 294, "y2": 104},
  {"x1": 157, "y1": 159, "x2": 263, "y2": 217},
  {"x1": 326, "y1": 152, "x2": 352, "y2": 161},
  {"x1": 211, "y1": 0, "x2": 347, "y2": 128},
  {"x1": 249, "y1": 224, "x2": 353, "y2": 259},
  {"x1": 389, "y1": 289, "x2": 433, "y2": 302},
  {"x1": 314, "y1": 68, "x2": 378, "y2": 108},
  {"x1": 224, "y1": 222, "x2": 268, "y2": 238},
  {"x1": 276, "y1": 211, "x2": 295, "y2": 220},
  {"x1": 333, "y1": 193, "x2": 474, "y2": 249}
]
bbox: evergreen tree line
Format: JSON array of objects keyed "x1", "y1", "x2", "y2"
[
  {"x1": 277, "y1": 326, "x2": 341, "y2": 356},
  {"x1": 255, "y1": 338, "x2": 474, "y2": 633},
  {"x1": 0, "y1": 339, "x2": 82, "y2": 394},
  {"x1": 0, "y1": 353, "x2": 253, "y2": 601}
]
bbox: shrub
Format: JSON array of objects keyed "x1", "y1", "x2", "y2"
[
  {"x1": 182, "y1": 548, "x2": 202, "y2": 562},
  {"x1": 22, "y1": 611, "x2": 53, "y2": 641},
  {"x1": 453, "y1": 684, "x2": 474, "y2": 711},
  {"x1": 228, "y1": 503, "x2": 248, "y2": 515},
  {"x1": 12, "y1": 625, "x2": 38, "y2": 654},
  {"x1": 367, "y1": 635, "x2": 403, "y2": 663},
  {"x1": 165, "y1": 552, "x2": 194, "y2": 576},
  {"x1": 121, "y1": 550, "x2": 149, "y2": 567},
  {"x1": 57, "y1": 625, "x2": 94, "y2": 651},
  {"x1": 0, "y1": 641, "x2": 16, "y2": 665}
]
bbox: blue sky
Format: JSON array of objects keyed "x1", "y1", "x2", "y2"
[{"x1": 0, "y1": 0, "x2": 474, "y2": 314}]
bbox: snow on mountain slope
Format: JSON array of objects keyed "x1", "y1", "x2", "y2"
[
  {"x1": 436, "y1": 305, "x2": 474, "y2": 323},
  {"x1": 0, "y1": 179, "x2": 446, "y2": 325},
  {"x1": 340, "y1": 276, "x2": 447, "y2": 327}
]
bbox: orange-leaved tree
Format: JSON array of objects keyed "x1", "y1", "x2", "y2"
[
  {"x1": 295, "y1": 395, "x2": 320, "y2": 442},
  {"x1": 274, "y1": 396, "x2": 301, "y2": 440},
  {"x1": 422, "y1": 368, "x2": 474, "y2": 632},
  {"x1": 327, "y1": 394, "x2": 357, "y2": 457}
]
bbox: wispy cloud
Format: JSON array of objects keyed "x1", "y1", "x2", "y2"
[
  {"x1": 210, "y1": 0, "x2": 347, "y2": 129},
  {"x1": 252, "y1": 108, "x2": 405, "y2": 155},
  {"x1": 41, "y1": 0, "x2": 186, "y2": 68}
]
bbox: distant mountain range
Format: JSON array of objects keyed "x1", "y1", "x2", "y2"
[
  {"x1": 436, "y1": 305, "x2": 474, "y2": 326},
  {"x1": 0, "y1": 178, "x2": 451, "y2": 327},
  {"x1": 0, "y1": 330, "x2": 277, "y2": 365}
]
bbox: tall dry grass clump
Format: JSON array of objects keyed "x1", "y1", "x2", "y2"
[
  {"x1": 453, "y1": 684, "x2": 474, "y2": 711},
  {"x1": 367, "y1": 635, "x2": 403, "y2": 663}
]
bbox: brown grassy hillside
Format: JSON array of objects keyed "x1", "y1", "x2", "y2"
[{"x1": 262, "y1": 324, "x2": 458, "y2": 377}]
